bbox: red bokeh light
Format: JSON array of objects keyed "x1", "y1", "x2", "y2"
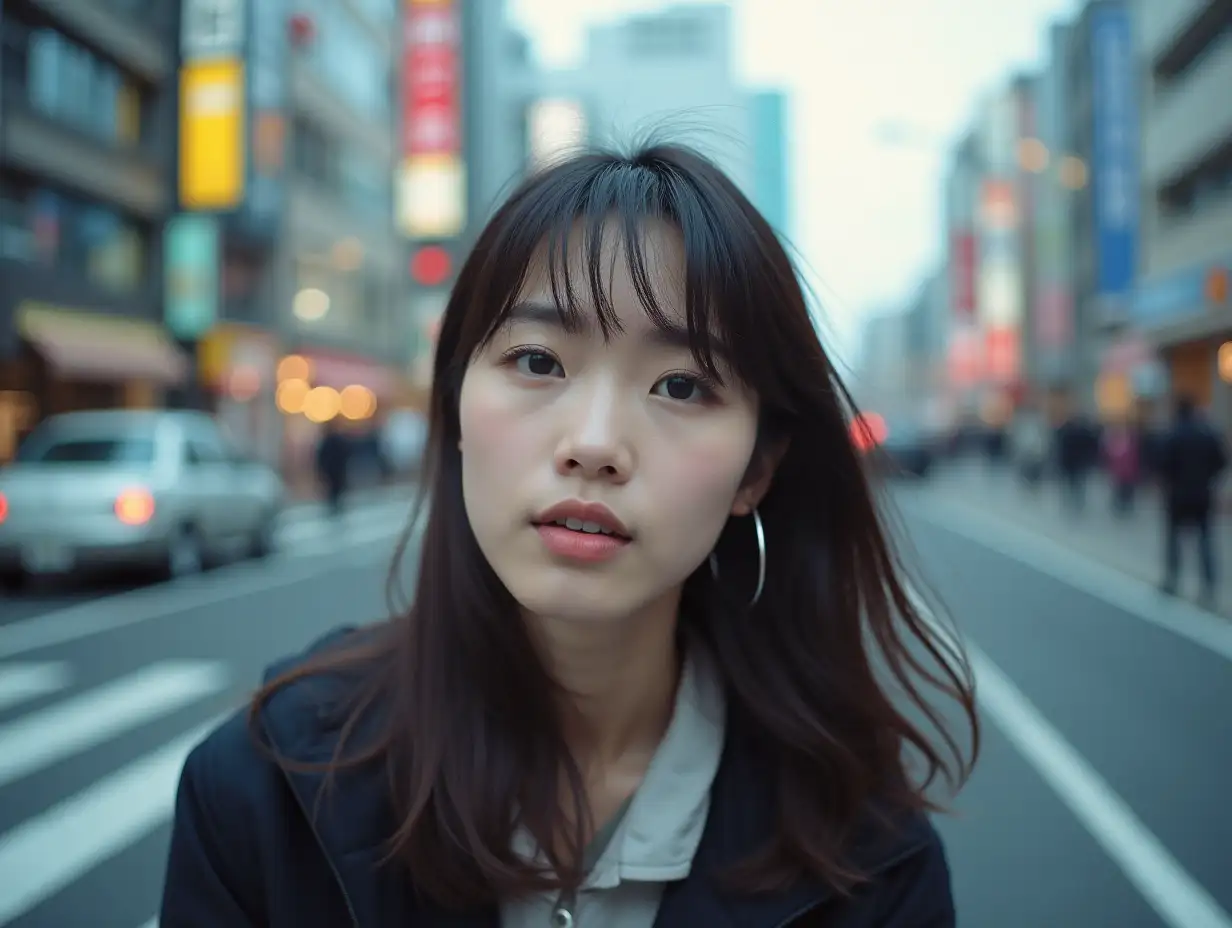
[
  {"x1": 850, "y1": 412, "x2": 888, "y2": 452},
  {"x1": 411, "y1": 246, "x2": 452, "y2": 287}
]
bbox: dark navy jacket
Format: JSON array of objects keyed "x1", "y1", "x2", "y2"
[{"x1": 160, "y1": 629, "x2": 956, "y2": 927}]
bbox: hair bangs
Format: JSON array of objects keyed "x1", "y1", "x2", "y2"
[{"x1": 463, "y1": 151, "x2": 781, "y2": 388}]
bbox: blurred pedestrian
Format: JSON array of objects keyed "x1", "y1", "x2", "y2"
[
  {"x1": 1054, "y1": 410, "x2": 1098, "y2": 516},
  {"x1": 1012, "y1": 399, "x2": 1049, "y2": 490},
  {"x1": 313, "y1": 418, "x2": 351, "y2": 520},
  {"x1": 1157, "y1": 395, "x2": 1227, "y2": 603},
  {"x1": 162, "y1": 144, "x2": 976, "y2": 927},
  {"x1": 1102, "y1": 418, "x2": 1141, "y2": 516}
]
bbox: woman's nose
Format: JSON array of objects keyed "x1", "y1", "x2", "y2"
[{"x1": 553, "y1": 384, "x2": 634, "y2": 482}]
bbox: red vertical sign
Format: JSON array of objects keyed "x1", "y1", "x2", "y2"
[
  {"x1": 402, "y1": 0, "x2": 462, "y2": 158},
  {"x1": 951, "y1": 231, "x2": 977, "y2": 320}
]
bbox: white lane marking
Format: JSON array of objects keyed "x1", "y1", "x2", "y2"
[
  {"x1": 0, "y1": 662, "x2": 71, "y2": 713},
  {"x1": 905, "y1": 494, "x2": 1232, "y2": 664},
  {"x1": 0, "y1": 661, "x2": 228, "y2": 788},
  {"x1": 0, "y1": 715, "x2": 223, "y2": 925},
  {"x1": 276, "y1": 519, "x2": 330, "y2": 545},
  {"x1": 970, "y1": 643, "x2": 1232, "y2": 928},
  {"x1": 134, "y1": 919, "x2": 157, "y2": 928},
  {"x1": 291, "y1": 517, "x2": 409, "y2": 559},
  {"x1": 0, "y1": 511, "x2": 418, "y2": 659}
]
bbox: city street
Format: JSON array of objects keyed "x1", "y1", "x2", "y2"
[{"x1": 1, "y1": 485, "x2": 1231, "y2": 927}]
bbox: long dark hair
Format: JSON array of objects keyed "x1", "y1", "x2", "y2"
[{"x1": 251, "y1": 144, "x2": 978, "y2": 908}]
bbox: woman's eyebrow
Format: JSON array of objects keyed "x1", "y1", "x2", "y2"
[{"x1": 506, "y1": 300, "x2": 729, "y2": 362}]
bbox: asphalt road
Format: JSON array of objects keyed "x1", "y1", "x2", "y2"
[{"x1": 1, "y1": 484, "x2": 1230, "y2": 927}]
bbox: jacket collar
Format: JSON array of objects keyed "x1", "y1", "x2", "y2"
[{"x1": 257, "y1": 635, "x2": 932, "y2": 928}]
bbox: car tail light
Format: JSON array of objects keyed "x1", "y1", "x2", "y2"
[
  {"x1": 115, "y1": 488, "x2": 155, "y2": 525},
  {"x1": 0, "y1": 492, "x2": 7, "y2": 525}
]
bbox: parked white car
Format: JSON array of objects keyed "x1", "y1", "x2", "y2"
[{"x1": 0, "y1": 409, "x2": 285, "y2": 587}]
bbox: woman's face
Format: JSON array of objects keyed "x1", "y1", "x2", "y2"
[{"x1": 458, "y1": 222, "x2": 768, "y2": 625}]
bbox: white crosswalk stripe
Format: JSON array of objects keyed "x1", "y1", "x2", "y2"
[
  {"x1": 0, "y1": 661, "x2": 71, "y2": 713},
  {"x1": 0, "y1": 715, "x2": 223, "y2": 924},
  {"x1": 0, "y1": 660, "x2": 229, "y2": 789},
  {"x1": 0, "y1": 497, "x2": 407, "y2": 925}
]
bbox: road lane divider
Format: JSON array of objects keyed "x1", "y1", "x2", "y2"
[{"x1": 903, "y1": 493, "x2": 1232, "y2": 664}]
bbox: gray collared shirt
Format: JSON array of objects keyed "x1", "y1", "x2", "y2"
[{"x1": 502, "y1": 645, "x2": 727, "y2": 928}]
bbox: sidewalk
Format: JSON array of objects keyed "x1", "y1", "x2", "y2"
[{"x1": 914, "y1": 462, "x2": 1232, "y2": 619}]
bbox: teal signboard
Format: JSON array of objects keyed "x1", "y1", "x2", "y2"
[{"x1": 164, "y1": 214, "x2": 220, "y2": 340}]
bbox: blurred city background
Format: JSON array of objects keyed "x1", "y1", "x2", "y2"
[{"x1": 1, "y1": 0, "x2": 1231, "y2": 926}]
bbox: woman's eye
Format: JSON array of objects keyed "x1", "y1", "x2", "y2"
[
  {"x1": 653, "y1": 375, "x2": 704, "y2": 403},
  {"x1": 515, "y1": 351, "x2": 562, "y2": 377}
]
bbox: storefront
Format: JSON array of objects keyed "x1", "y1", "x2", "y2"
[
  {"x1": 273, "y1": 347, "x2": 409, "y2": 496},
  {"x1": 1131, "y1": 256, "x2": 1232, "y2": 433},
  {"x1": 197, "y1": 322, "x2": 282, "y2": 466},
  {"x1": 0, "y1": 302, "x2": 189, "y2": 463}
]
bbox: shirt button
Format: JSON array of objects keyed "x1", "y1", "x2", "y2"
[{"x1": 551, "y1": 906, "x2": 575, "y2": 928}]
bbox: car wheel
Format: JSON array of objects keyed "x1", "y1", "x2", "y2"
[
  {"x1": 0, "y1": 569, "x2": 26, "y2": 593},
  {"x1": 248, "y1": 510, "x2": 279, "y2": 559},
  {"x1": 164, "y1": 525, "x2": 205, "y2": 580}
]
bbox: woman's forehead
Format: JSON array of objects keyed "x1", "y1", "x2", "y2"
[{"x1": 518, "y1": 219, "x2": 687, "y2": 322}]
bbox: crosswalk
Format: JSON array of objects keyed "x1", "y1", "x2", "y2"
[
  {"x1": 0, "y1": 494, "x2": 421, "y2": 926},
  {"x1": 0, "y1": 656, "x2": 230, "y2": 926}
]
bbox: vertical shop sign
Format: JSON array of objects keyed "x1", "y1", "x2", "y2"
[
  {"x1": 165, "y1": 215, "x2": 221, "y2": 340},
  {"x1": 397, "y1": 0, "x2": 466, "y2": 239},
  {"x1": 1091, "y1": 5, "x2": 1138, "y2": 306},
  {"x1": 179, "y1": 0, "x2": 248, "y2": 210}
]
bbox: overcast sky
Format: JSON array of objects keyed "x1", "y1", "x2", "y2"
[{"x1": 508, "y1": 0, "x2": 1080, "y2": 366}]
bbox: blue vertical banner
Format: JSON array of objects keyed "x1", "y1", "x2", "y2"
[{"x1": 1090, "y1": 3, "x2": 1138, "y2": 305}]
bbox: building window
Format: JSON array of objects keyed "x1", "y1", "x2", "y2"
[
  {"x1": 0, "y1": 175, "x2": 148, "y2": 293},
  {"x1": 0, "y1": 12, "x2": 149, "y2": 146},
  {"x1": 298, "y1": 0, "x2": 391, "y2": 121},
  {"x1": 292, "y1": 119, "x2": 391, "y2": 220},
  {"x1": 1158, "y1": 133, "x2": 1232, "y2": 221}
]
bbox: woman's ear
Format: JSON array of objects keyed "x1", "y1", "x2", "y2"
[{"x1": 731, "y1": 440, "x2": 789, "y2": 516}]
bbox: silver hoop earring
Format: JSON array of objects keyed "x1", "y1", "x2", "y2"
[{"x1": 708, "y1": 507, "x2": 767, "y2": 607}]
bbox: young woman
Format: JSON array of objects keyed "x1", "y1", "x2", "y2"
[{"x1": 161, "y1": 145, "x2": 978, "y2": 927}]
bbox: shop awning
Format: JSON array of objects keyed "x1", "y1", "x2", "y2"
[
  {"x1": 17, "y1": 303, "x2": 189, "y2": 386},
  {"x1": 300, "y1": 350, "x2": 399, "y2": 396}
]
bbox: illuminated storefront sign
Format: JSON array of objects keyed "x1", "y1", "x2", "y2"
[
  {"x1": 397, "y1": 0, "x2": 466, "y2": 239},
  {"x1": 179, "y1": 60, "x2": 245, "y2": 210},
  {"x1": 178, "y1": 0, "x2": 247, "y2": 211}
]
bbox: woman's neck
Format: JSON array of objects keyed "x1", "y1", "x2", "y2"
[{"x1": 532, "y1": 591, "x2": 682, "y2": 769}]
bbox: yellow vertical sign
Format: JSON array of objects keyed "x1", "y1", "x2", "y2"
[{"x1": 179, "y1": 59, "x2": 245, "y2": 210}]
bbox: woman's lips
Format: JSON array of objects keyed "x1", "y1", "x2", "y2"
[{"x1": 534, "y1": 523, "x2": 631, "y2": 563}]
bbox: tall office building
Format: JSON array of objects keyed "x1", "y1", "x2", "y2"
[
  {"x1": 1131, "y1": 0, "x2": 1232, "y2": 433},
  {"x1": 543, "y1": 4, "x2": 754, "y2": 196},
  {"x1": 0, "y1": 1, "x2": 183, "y2": 462}
]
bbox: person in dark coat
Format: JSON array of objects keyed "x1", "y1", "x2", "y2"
[
  {"x1": 1157, "y1": 395, "x2": 1228, "y2": 602},
  {"x1": 161, "y1": 145, "x2": 977, "y2": 927},
  {"x1": 314, "y1": 418, "x2": 352, "y2": 519}
]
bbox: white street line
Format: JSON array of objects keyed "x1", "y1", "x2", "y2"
[
  {"x1": 0, "y1": 512, "x2": 415, "y2": 660},
  {"x1": 0, "y1": 661, "x2": 228, "y2": 788},
  {"x1": 0, "y1": 716, "x2": 223, "y2": 925},
  {"x1": 291, "y1": 518, "x2": 409, "y2": 558},
  {"x1": 970, "y1": 643, "x2": 1232, "y2": 928},
  {"x1": 906, "y1": 495, "x2": 1232, "y2": 664},
  {"x1": 134, "y1": 919, "x2": 157, "y2": 928},
  {"x1": 0, "y1": 662, "x2": 71, "y2": 713},
  {"x1": 276, "y1": 519, "x2": 330, "y2": 545}
]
